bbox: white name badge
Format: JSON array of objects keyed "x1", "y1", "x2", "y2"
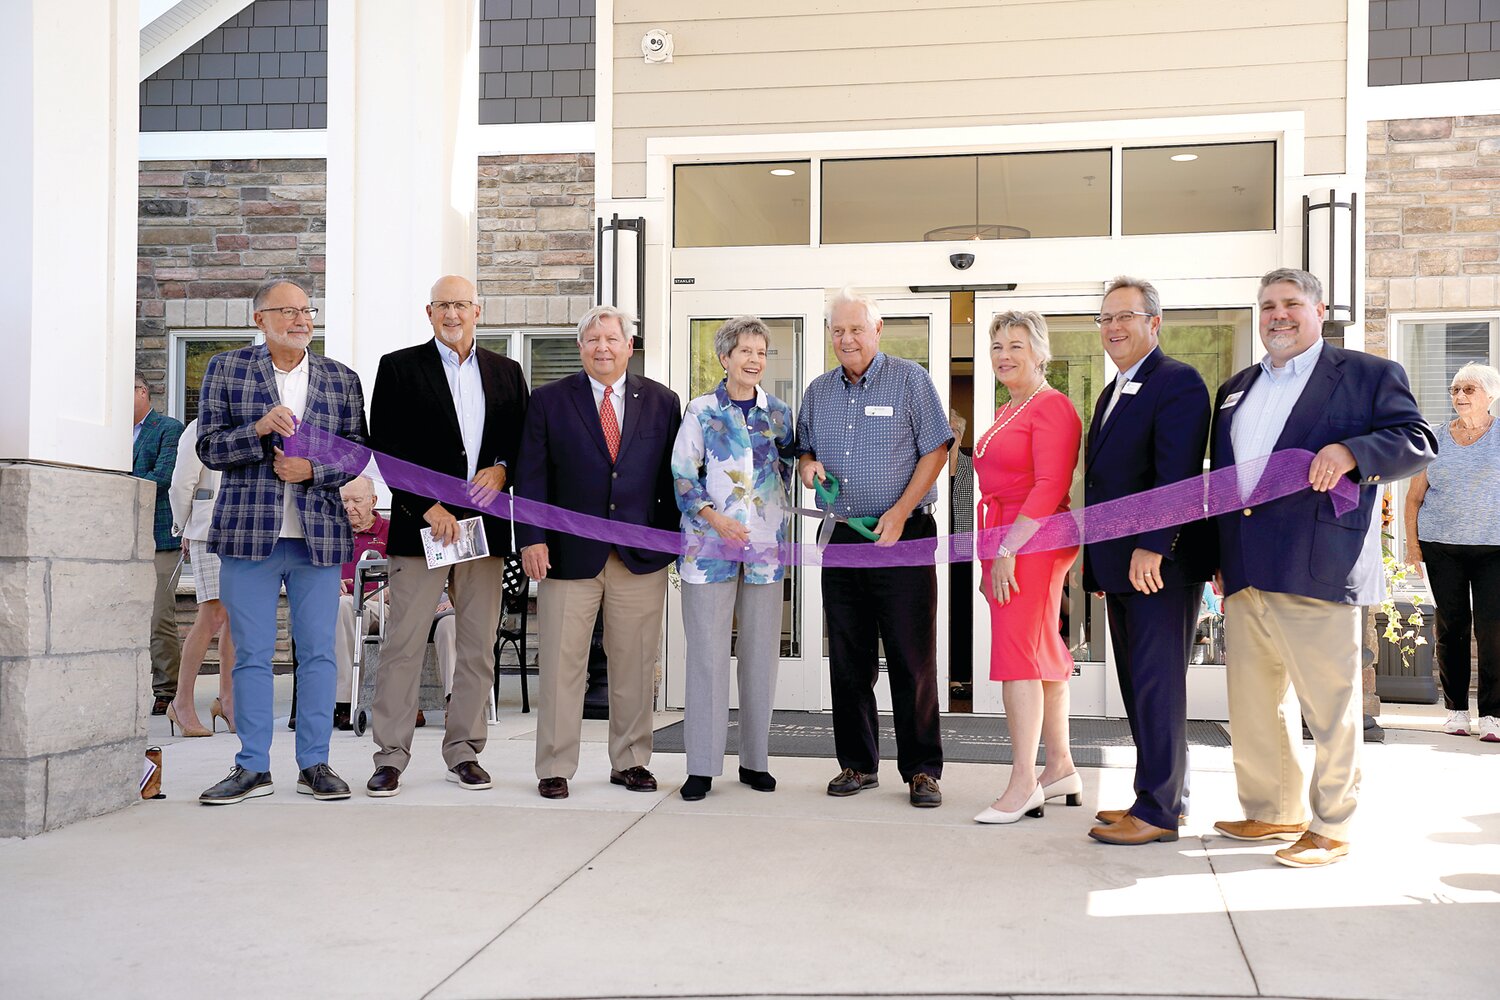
[
  {"x1": 865, "y1": 405, "x2": 894, "y2": 417},
  {"x1": 1121, "y1": 381, "x2": 1142, "y2": 395},
  {"x1": 1220, "y1": 391, "x2": 1244, "y2": 410}
]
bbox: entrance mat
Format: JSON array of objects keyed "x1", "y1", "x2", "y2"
[{"x1": 652, "y1": 711, "x2": 1231, "y2": 768}]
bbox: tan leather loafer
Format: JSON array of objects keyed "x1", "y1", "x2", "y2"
[
  {"x1": 1213, "y1": 818, "x2": 1308, "y2": 842},
  {"x1": 1275, "y1": 831, "x2": 1350, "y2": 868},
  {"x1": 1088, "y1": 813, "x2": 1179, "y2": 845},
  {"x1": 1096, "y1": 807, "x2": 1185, "y2": 827}
]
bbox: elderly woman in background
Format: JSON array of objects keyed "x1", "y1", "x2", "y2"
[
  {"x1": 1404, "y1": 362, "x2": 1500, "y2": 741},
  {"x1": 972, "y1": 311, "x2": 1083, "y2": 824},
  {"x1": 671, "y1": 316, "x2": 797, "y2": 800}
]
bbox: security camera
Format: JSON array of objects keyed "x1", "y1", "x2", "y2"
[{"x1": 950, "y1": 252, "x2": 975, "y2": 270}]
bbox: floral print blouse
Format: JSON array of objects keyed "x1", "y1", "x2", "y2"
[{"x1": 671, "y1": 381, "x2": 797, "y2": 584}]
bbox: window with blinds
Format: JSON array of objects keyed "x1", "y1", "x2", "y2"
[
  {"x1": 1399, "y1": 318, "x2": 1499, "y2": 426},
  {"x1": 476, "y1": 329, "x2": 582, "y2": 388}
]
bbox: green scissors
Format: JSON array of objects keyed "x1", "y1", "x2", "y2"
[{"x1": 806, "y1": 474, "x2": 881, "y2": 543}]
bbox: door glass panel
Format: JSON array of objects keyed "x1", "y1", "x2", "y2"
[
  {"x1": 989, "y1": 314, "x2": 1103, "y2": 663},
  {"x1": 688, "y1": 316, "x2": 805, "y2": 657}
]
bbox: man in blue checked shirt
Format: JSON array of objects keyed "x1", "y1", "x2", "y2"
[
  {"x1": 195, "y1": 278, "x2": 369, "y2": 806},
  {"x1": 797, "y1": 288, "x2": 953, "y2": 808}
]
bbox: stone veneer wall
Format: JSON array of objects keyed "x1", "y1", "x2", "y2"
[{"x1": 1365, "y1": 115, "x2": 1500, "y2": 356}]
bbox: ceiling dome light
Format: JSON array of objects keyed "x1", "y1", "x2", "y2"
[
  {"x1": 769, "y1": 168, "x2": 796, "y2": 176},
  {"x1": 1170, "y1": 153, "x2": 1199, "y2": 162}
]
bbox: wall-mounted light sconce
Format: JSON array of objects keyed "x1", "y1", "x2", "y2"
[{"x1": 1303, "y1": 189, "x2": 1358, "y2": 328}]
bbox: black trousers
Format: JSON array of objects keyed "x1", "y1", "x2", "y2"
[
  {"x1": 1420, "y1": 539, "x2": 1500, "y2": 718},
  {"x1": 1104, "y1": 585, "x2": 1201, "y2": 829},
  {"x1": 822, "y1": 513, "x2": 943, "y2": 782}
]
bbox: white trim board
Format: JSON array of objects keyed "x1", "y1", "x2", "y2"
[
  {"x1": 475, "y1": 121, "x2": 594, "y2": 155},
  {"x1": 139, "y1": 128, "x2": 329, "y2": 161},
  {"x1": 1366, "y1": 81, "x2": 1500, "y2": 123}
]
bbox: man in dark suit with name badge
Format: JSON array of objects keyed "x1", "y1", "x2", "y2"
[
  {"x1": 516, "y1": 305, "x2": 681, "y2": 799},
  {"x1": 1211, "y1": 268, "x2": 1435, "y2": 867},
  {"x1": 1083, "y1": 277, "x2": 1213, "y2": 846},
  {"x1": 365, "y1": 275, "x2": 529, "y2": 798}
]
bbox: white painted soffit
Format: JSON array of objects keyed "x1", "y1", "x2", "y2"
[{"x1": 140, "y1": 0, "x2": 257, "y2": 81}]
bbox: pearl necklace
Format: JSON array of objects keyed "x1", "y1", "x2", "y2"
[{"x1": 975, "y1": 381, "x2": 1047, "y2": 459}]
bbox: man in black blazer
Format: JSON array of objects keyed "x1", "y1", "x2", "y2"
[
  {"x1": 515, "y1": 305, "x2": 681, "y2": 799},
  {"x1": 1210, "y1": 267, "x2": 1435, "y2": 867},
  {"x1": 364, "y1": 275, "x2": 529, "y2": 798},
  {"x1": 1082, "y1": 277, "x2": 1213, "y2": 846}
]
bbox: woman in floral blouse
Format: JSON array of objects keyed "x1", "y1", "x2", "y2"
[{"x1": 671, "y1": 316, "x2": 797, "y2": 800}]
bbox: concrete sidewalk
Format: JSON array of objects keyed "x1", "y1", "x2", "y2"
[{"x1": 1, "y1": 687, "x2": 1495, "y2": 1000}]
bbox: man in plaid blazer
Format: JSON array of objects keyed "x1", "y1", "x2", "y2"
[{"x1": 196, "y1": 278, "x2": 369, "y2": 806}]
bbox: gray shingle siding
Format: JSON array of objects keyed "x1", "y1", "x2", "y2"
[
  {"x1": 480, "y1": 6, "x2": 594, "y2": 123},
  {"x1": 1371, "y1": 0, "x2": 1500, "y2": 83},
  {"x1": 140, "y1": 0, "x2": 327, "y2": 131}
]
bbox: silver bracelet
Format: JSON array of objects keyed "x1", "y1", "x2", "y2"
[{"x1": 997, "y1": 543, "x2": 1014, "y2": 559}]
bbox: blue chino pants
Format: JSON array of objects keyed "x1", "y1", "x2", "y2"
[{"x1": 220, "y1": 539, "x2": 340, "y2": 773}]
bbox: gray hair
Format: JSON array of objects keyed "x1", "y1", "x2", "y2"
[
  {"x1": 1259, "y1": 267, "x2": 1324, "y2": 305},
  {"x1": 577, "y1": 304, "x2": 637, "y2": 344},
  {"x1": 1452, "y1": 362, "x2": 1500, "y2": 401},
  {"x1": 826, "y1": 287, "x2": 882, "y2": 328},
  {"x1": 134, "y1": 370, "x2": 149, "y2": 391},
  {"x1": 252, "y1": 278, "x2": 310, "y2": 310},
  {"x1": 340, "y1": 474, "x2": 375, "y2": 499},
  {"x1": 989, "y1": 310, "x2": 1053, "y2": 367},
  {"x1": 714, "y1": 316, "x2": 770, "y2": 360},
  {"x1": 1104, "y1": 275, "x2": 1161, "y2": 316}
]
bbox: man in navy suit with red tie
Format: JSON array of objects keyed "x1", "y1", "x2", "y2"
[
  {"x1": 515, "y1": 305, "x2": 681, "y2": 799},
  {"x1": 1210, "y1": 268, "x2": 1435, "y2": 867},
  {"x1": 1083, "y1": 276, "x2": 1214, "y2": 846}
]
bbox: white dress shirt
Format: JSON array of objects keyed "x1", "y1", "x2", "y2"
[
  {"x1": 1230, "y1": 337, "x2": 1325, "y2": 499},
  {"x1": 435, "y1": 338, "x2": 487, "y2": 481},
  {"x1": 1101, "y1": 353, "x2": 1150, "y2": 425},
  {"x1": 588, "y1": 372, "x2": 627, "y2": 428},
  {"x1": 274, "y1": 350, "x2": 310, "y2": 539}
]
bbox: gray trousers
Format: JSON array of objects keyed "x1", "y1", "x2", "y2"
[{"x1": 681, "y1": 576, "x2": 781, "y2": 776}]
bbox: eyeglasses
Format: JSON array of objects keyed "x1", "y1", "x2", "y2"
[
  {"x1": 261, "y1": 306, "x2": 319, "y2": 320},
  {"x1": 1094, "y1": 311, "x2": 1154, "y2": 327},
  {"x1": 430, "y1": 300, "x2": 476, "y2": 314},
  {"x1": 1450, "y1": 384, "x2": 1483, "y2": 396}
]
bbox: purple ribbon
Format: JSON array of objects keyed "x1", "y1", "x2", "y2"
[{"x1": 286, "y1": 425, "x2": 1358, "y2": 570}]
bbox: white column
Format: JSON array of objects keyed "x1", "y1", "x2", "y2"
[
  {"x1": 0, "y1": 0, "x2": 139, "y2": 468},
  {"x1": 325, "y1": 0, "x2": 479, "y2": 386}
]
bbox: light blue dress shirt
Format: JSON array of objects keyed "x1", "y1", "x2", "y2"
[
  {"x1": 1230, "y1": 338, "x2": 1325, "y2": 498},
  {"x1": 435, "y1": 338, "x2": 486, "y2": 481}
]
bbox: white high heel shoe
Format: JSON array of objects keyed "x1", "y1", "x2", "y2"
[
  {"x1": 1040, "y1": 771, "x2": 1083, "y2": 806},
  {"x1": 974, "y1": 783, "x2": 1045, "y2": 824}
]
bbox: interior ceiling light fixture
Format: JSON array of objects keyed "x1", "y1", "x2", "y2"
[
  {"x1": 1170, "y1": 153, "x2": 1199, "y2": 162},
  {"x1": 769, "y1": 168, "x2": 796, "y2": 176},
  {"x1": 923, "y1": 223, "x2": 1031, "y2": 241}
]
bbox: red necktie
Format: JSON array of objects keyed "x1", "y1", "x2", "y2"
[{"x1": 600, "y1": 384, "x2": 620, "y2": 462}]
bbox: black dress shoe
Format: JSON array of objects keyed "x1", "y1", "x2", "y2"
[
  {"x1": 333, "y1": 702, "x2": 352, "y2": 732},
  {"x1": 538, "y1": 776, "x2": 569, "y2": 799},
  {"x1": 738, "y1": 766, "x2": 777, "y2": 792},
  {"x1": 827, "y1": 767, "x2": 878, "y2": 796},
  {"x1": 199, "y1": 765, "x2": 273, "y2": 805},
  {"x1": 366, "y1": 766, "x2": 401, "y2": 797},
  {"x1": 446, "y1": 760, "x2": 493, "y2": 790},
  {"x1": 610, "y1": 766, "x2": 658, "y2": 792},
  {"x1": 296, "y1": 763, "x2": 351, "y2": 800},
  {"x1": 680, "y1": 775, "x2": 712, "y2": 801},
  {"x1": 151, "y1": 696, "x2": 171, "y2": 716},
  {"x1": 909, "y1": 773, "x2": 942, "y2": 808}
]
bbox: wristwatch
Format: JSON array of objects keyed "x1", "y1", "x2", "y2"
[{"x1": 997, "y1": 543, "x2": 1015, "y2": 559}]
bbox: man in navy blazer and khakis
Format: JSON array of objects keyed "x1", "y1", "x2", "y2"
[
  {"x1": 1083, "y1": 277, "x2": 1214, "y2": 846},
  {"x1": 1210, "y1": 268, "x2": 1435, "y2": 867},
  {"x1": 196, "y1": 278, "x2": 369, "y2": 806},
  {"x1": 516, "y1": 305, "x2": 681, "y2": 799},
  {"x1": 132, "y1": 372, "x2": 186, "y2": 714}
]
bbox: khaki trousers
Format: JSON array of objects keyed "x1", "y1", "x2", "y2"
[
  {"x1": 534, "y1": 553, "x2": 667, "y2": 780},
  {"x1": 371, "y1": 555, "x2": 502, "y2": 772},
  {"x1": 335, "y1": 594, "x2": 458, "y2": 701},
  {"x1": 1224, "y1": 587, "x2": 1363, "y2": 840},
  {"x1": 151, "y1": 549, "x2": 183, "y2": 698}
]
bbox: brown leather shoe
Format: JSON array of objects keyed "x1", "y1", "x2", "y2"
[
  {"x1": 414, "y1": 710, "x2": 426, "y2": 728},
  {"x1": 1214, "y1": 818, "x2": 1309, "y2": 842},
  {"x1": 1089, "y1": 813, "x2": 1179, "y2": 845},
  {"x1": 365, "y1": 766, "x2": 401, "y2": 798},
  {"x1": 1096, "y1": 807, "x2": 1185, "y2": 827},
  {"x1": 1275, "y1": 831, "x2": 1349, "y2": 867},
  {"x1": 538, "y1": 777, "x2": 569, "y2": 799},
  {"x1": 610, "y1": 766, "x2": 658, "y2": 792},
  {"x1": 446, "y1": 760, "x2": 492, "y2": 790},
  {"x1": 151, "y1": 696, "x2": 171, "y2": 716}
]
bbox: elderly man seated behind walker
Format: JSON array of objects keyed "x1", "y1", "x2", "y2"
[{"x1": 335, "y1": 476, "x2": 457, "y2": 731}]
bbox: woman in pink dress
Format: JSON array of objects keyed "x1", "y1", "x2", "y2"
[{"x1": 972, "y1": 311, "x2": 1083, "y2": 824}]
